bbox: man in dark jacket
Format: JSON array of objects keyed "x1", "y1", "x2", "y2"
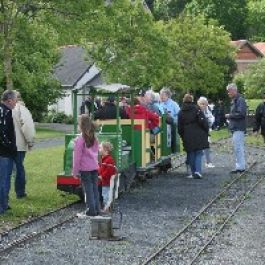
[
  {"x1": 93, "y1": 96, "x2": 128, "y2": 120},
  {"x1": 0, "y1": 90, "x2": 17, "y2": 214},
  {"x1": 253, "y1": 92, "x2": 265, "y2": 143},
  {"x1": 225, "y1": 83, "x2": 247, "y2": 173},
  {"x1": 178, "y1": 94, "x2": 209, "y2": 179}
]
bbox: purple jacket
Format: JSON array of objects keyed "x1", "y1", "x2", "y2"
[{"x1": 72, "y1": 135, "x2": 99, "y2": 176}]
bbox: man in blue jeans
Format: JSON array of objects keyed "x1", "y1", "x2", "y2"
[
  {"x1": 225, "y1": 83, "x2": 247, "y2": 173},
  {"x1": 0, "y1": 90, "x2": 17, "y2": 214}
]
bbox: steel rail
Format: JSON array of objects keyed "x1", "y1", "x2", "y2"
[
  {"x1": 0, "y1": 213, "x2": 77, "y2": 257},
  {"x1": 141, "y1": 161, "x2": 257, "y2": 265},
  {"x1": 188, "y1": 175, "x2": 264, "y2": 265},
  {"x1": 0, "y1": 200, "x2": 81, "y2": 238}
]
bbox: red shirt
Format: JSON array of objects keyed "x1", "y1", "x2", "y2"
[
  {"x1": 126, "y1": 105, "x2": 159, "y2": 130},
  {"x1": 98, "y1": 154, "x2": 116, "y2": 186}
]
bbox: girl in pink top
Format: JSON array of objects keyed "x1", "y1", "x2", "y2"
[{"x1": 73, "y1": 114, "x2": 100, "y2": 216}]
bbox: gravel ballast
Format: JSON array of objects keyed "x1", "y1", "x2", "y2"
[{"x1": 1, "y1": 143, "x2": 264, "y2": 265}]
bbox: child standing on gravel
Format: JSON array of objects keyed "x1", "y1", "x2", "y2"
[
  {"x1": 72, "y1": 114, "x2": 100, "y2": 217},
  {"x1": 98, "y1": 142, "x2": 116, "y2": 212}
]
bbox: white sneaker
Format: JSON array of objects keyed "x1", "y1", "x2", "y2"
[
  {"x1": 186, "y1": 174, "x2": 193, "y2": 179},
  {"x1": 205, "y1": 163, "x2": 215, "y2": 168},
  {"x1": 76, "y1": 212, "x2": 88, "y2": 219}
]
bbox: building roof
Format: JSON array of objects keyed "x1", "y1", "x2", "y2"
[
  {"x1": 54, "y1": 45, "x2": 94, "y2": 88},
  {"x1": 253, "y1": 42, "x2": 265, "y2": 55},
  {"x1": 231, "y1": 40, "x2": 264, "y2": 58}
]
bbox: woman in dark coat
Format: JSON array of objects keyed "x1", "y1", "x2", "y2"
[{"x1": 178, "y1": 94, "x2": 209, "y2": 179}]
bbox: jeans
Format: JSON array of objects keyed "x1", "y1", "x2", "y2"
[
  {"x1": 0, "y1": 156, "x2": 13, "y2": 214},
  {"x1": 6, "y1": 151, "x2": 26, "y2": 198},
  {"x1": 232, "y1": 131, "x2": 246, "y2": 170},
  {"x1": 102, "y1": 186, "x2": 110, "y2": 207},
  {"x1": 80, "y1": 170, "x2": 100, "y2": 216},
  {"x1": 204, "y1": 148, "x2": 212, "y2": 164},
  {"x1": 187, "y1": 150, "x2": 203, "y2": 174}
]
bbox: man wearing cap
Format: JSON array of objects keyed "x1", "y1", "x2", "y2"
[
  {"x1": 253, "y1": 92, "x2": 265, "y2": 143},
  {"x1": 225, "y1": 83, "x2": 247, "y2": 174}
]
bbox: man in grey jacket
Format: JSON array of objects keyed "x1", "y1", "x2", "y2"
[{"x1": 225, "y1": 83, "x2": 247, "y2": 173}]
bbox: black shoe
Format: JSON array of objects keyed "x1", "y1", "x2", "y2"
[
  {"x1": 230, "y1": 169, "x2": 245, "y2": 174},
  {"x1": 17, "y1": 194, "x2": 27, "y2": 199}
]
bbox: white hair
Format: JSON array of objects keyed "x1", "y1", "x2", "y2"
[
  {"x1": 226, "y1": 83, "x2": 238, "y2": 91},
  {"x1": 197, "y1": 96, "x2": 208, "y2": 104}
]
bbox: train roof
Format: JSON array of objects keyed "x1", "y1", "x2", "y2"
[{"x1": 91, "y1": 83, "x2": 131, "y2": 93}]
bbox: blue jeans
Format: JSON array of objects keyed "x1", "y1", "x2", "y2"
[
  {"x1": 0, "y1": 156, "x2": 13, "y2": 214},
  {"x1": 203, "y1": 148, "x2": 212, "y2": 164},
  {"x1": 6, "y1": 151, "x2": 26, "y2": 198},
  {"x1": 80, "y1": 170, "x2": 100, "y2": 216},
  {"x1": 187, "y1": 150, "x2": 203, "y2": 175},
  {"x1": 102, "y1": 186, "x2": 110, "y2": 207},
  {"x1": 232, "y1": 131, "x2": 245, "y2": 170}
]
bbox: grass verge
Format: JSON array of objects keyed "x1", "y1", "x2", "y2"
[
  {"x1": 35, "y1": 128, "x2": 65, "y2": 139},
  {"x1": 0, "y1": 145, "x2": 78, "y2": 230}
]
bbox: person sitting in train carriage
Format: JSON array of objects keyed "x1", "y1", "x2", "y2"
[
  {"x1": 144, "y1": 90, "x2": 162, "y2": 115},
  {"x1": 125, "y1": 97, "x2": 159, "y2": 132},
  {"x1": 93, "y1": 96, "x2": 128, "y2": 120},
  {"x1": 159, "y1": 87, "x2": 180, "y2": 124}
]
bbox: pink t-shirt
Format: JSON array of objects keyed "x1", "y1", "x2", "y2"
[{"x1": 72, "y1": 135, "x2": 99, "y2": 176}]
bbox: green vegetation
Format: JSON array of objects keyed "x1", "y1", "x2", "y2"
[
  {"x1": 35, "y1": 128, "x2": 65, "y2": 139},
  {"x1": 0, "y1": 146, "x2": 78, "y2": 230},
  {"x1": 246, "y1": 99, "x2": 261, "y2": 111},
  {"x1": 211, "y1": 128, "x2": 230, "y2": 142},
  {"x1": 246, "y1": 134, "x2": 264, "y2": 146}
]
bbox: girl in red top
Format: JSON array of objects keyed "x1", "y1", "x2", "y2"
[{"x1": 98, "y1": 142, "x2": 116, "y2": 211}]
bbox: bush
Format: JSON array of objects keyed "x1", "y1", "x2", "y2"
[{"x1": 41, "y1": 110, "x2": 74, "y2": 124}]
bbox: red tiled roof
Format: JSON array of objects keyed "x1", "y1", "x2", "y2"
[
  {"x1": 253, "y1": 42, "x2": 265, "y2": 55},
  {"x1": 230, "y1": 40, "x2": 264, "y2": 57}
]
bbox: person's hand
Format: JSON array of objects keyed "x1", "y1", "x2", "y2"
[
  {"x1": 73, "y1": 175, "x2": 79, "y2": 180},
  {"x1": 225, "y1": 114, "x2": 230, "y2": 119},
  {"x1": 98, "y1": 175, "x2": 102, "y2": 180}
]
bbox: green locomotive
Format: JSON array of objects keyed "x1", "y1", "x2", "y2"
[{"x1": 57, "y1": 84, "x2": 180, "y2": 198}]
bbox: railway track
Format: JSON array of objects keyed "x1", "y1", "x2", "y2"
[
  {"x1": 141, "y1": 161, "x2": 264, "y2": 265},
  {"x1": 0, "y1": 201, "x2": 82, "y2": 257}
]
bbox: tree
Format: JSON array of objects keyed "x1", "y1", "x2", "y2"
[
  {"x1": 157, "y1": 15, "x2": 235, "y2": 97},
  {"x1": 153, "y1": 0, "x2": 192, "y2": 20},
  {"x1": 234, "y1": 59, "x2": 265, "y2": 99},
  {"x1": 186, "y1": 0, "x2": 248, "y2": 40},
  {"x1": 247, "y1": 0, "x2": 265, "y2": 41}
]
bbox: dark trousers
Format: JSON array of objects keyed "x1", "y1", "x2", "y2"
[
  {"x1": 80, "y1": 170, "x2": 100, "y2": 216},
  {"x1": 6, "y1": 151, "x2": 26, "y2": 198}
]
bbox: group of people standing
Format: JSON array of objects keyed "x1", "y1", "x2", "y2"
[{"x1": 0, "y1": 90, "x2": 35, "y2": 215}]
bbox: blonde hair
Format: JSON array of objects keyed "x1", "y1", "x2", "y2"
[
  {"x1": 79, "y1": 114, "x2": 97, "y2": 148},
  {"x1": 101, "y1": 141, "x2": 113, "y2": 153},
  {"x1": 197, "y1": 96, "x2": 208, "y2": 105}
]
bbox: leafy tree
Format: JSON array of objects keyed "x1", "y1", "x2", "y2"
[
  {"x1": 153, "y1": 0, "x2": 192, "y2": 20},
  {"x1": 186, "y1": 0, "x2": 248, "y2": 40},
  {"x1": 157, "y1": 15, "x2": 235, "y2": 97},
  {"x1": 86, "y1": 0, "x2": 172, "y2": 89},
  {"x1": 234, "y1": 59, "x2": 265, "y2": 98},
  {"x1": 247, "y1": 0, "x2": 265, "y2": 41}
]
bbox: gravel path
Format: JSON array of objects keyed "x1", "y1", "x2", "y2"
[{"x1": 1, "y1": 143, "x2": 264, "y2": 265}]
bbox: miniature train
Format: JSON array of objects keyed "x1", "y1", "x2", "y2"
[{"x1": 57, "y1": 84, "x2": 180, "y2": 199}]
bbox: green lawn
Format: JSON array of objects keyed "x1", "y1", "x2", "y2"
[
  {"x1": 35, "y1": 128, "x2": 65, "y2": 139},
  {"x1": 211, "y1": 128, "x2": 230, "y2": 142},
  {"x1": 246, "y1": 134, "x2": 264, "y2": 146},
  {"x1": 0, "y1": 145, "x2": 78, "y2": 230}
]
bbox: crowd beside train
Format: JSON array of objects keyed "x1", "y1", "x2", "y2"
[{"x1": 1, "y1": 85, "x2": 265, "y2": 215}]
